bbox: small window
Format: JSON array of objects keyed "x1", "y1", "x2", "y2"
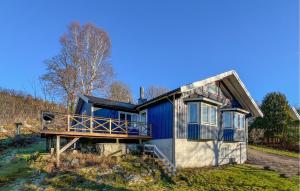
[{"x1": 188, "y1": 103, "x2": 198, "y2": 123}]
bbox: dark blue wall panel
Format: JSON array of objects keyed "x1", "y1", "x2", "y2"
[
  {"x1": 187, "y1": 124, "x2": 201, "y2": 140},
  {"x1": 147, "y1": 100, "x2": 173, "y2": 139},
  {"x1": 78, "y1": 101, "x2": 91, "y2": 115},
  {"x1": 93, "y1": 108, "x2": 118, "y2": 119}
]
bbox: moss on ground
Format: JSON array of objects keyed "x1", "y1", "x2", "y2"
[{"x1": 0, "y1": 139, "x2": 299, "y2": 191}]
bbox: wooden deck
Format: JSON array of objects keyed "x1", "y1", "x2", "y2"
[
  {"x1": 41, "y1": 112, "x2": 152, "y2": 140},
  {"x1": 40, "y1": 130, "x2": 152, "y2": 140}
]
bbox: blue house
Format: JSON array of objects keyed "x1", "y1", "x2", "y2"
[{"x1": 42, "y1": 70, "x2": 262, "y2": 171}]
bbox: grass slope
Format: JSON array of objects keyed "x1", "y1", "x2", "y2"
[
  {"x1": 249, "y1": 145, "x2": 300, "y2": 158},
  {"x1": 0, "y1": 138, "x2": 299, "y2": 191}
]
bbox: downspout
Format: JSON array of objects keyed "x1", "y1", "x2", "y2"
[{"x1": 172, "y1": 94, "x2": 176, "y2": 166}]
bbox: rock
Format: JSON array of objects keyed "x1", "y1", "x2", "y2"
[
  {"x1": 126, "y1": 174, "x2": 146, "y2": 186},
  {"x1": 71, "y1": 158, "x2": 79, "y2": 166}
]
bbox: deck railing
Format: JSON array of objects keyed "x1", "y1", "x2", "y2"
[{"x1": 41, "y1": 112, "x2": 152, "y2": 137}]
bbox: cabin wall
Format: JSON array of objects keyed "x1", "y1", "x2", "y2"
[
  {"x1": 175, "y1": 140, "x2": 247, "y2": 168},
  {"x1": 147, "y1": 100, "x2": 173, "y2": 139},
  {"x1": 78, "y1": 101, "x2": 92, "y2": 115}
]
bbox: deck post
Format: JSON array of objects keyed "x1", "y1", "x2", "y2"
[
  {"x1": 56, "y1": 135, "x2": 60, "y2": 167},
  {"x1": 90, "y1": 116, "x2": 93, "y2": 133},
  {"x1": 109, "y1": 119, "x2": 112, "y2": 134},
  {"x1": 67, "y1": 115, "x2": 70, "y2": 131}
]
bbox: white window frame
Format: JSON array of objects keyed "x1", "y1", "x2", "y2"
[
  {"x1": 187, "y1": 102, "x2": 199, "y2": 124},
  {"x1": 201, "y1": 102, "x2": 217, "y2": 126},
  {"x1": 139, "y1": 109, "x2": 148, "y2": 124}
]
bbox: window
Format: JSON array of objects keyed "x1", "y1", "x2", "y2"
[
  {"x1": 234, "y1": 113, "x2": 239, "y2": 129},
  {"x1": 119, "y1": 112, "x2": 138, "y2": 122},
  {"x1": 222, "y1": 111, "x2": 245, "y2": 129},
  {"x1": 201, "y1": 103, "x2": 217, "y2": 126},
  {"x1": 223, "y1": 112, "x2": 232, "y2": 128},
  {"x1": 140, "y1": 110, "x2": 147, "y2": 123},
  {"x1": 201, "y1": 103, "x2": 209, "y2": 123},
  {"x1": 210, "y1": 106, "x2": 217, "y2": 125},
  {"x1": 236, "y1": 113, "x2": 245, "y2": 129},
  {"x1": 188, "y1": 102, "x2": 198, "y2": 123}
]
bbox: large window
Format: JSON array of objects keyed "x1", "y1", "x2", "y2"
[
  {"x1": 201, "y1": 103, "x2": 217, "y2": 126},
  {"x1": 188, "y1": 102, "x2": 198, "y2": 123}
]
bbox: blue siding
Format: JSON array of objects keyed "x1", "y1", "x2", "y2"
[
  {"x1": 147, "y1": 100, "x2": 173, "y2": 139},
  {"x1": 187, "y1": 124, "x2": 201, "y2": 140},
  {"x1": 78, "y1": 101, "x2": 91, "y2": 115},
  {"x1": 223, "y1": 129, "x2": 234, "y2": 141},
  {"x1": 93, "y1": 108, "x2": 118, "y2": 119}
]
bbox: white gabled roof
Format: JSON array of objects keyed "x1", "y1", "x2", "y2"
[{"x1": 180, "y1": 70, "x2": 263, "y2": 117}]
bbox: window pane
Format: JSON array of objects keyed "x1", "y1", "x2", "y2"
[
  {"x1": 120, "y1": 113, "x2": 126, "y2": 121},
  {"x1": 132, "y1": 114, "x2": 137, "y2": 122},
  {"x1": 234, "y1": 113, "x2": 239, "y2": 128},
  {"x1": 127, "y1": 114, "x2": 132, "y2": 122},
  {"x1": 201, "y1": 104, "x2": 209, "y2": 123},
  {"x1": 239, "y1": 115, "x2": 244, "y2": 129},
  {"x1": 188, "y1": 103, "x2": 198, "y2": 123},
  {"x1": 210, "y1": 106, "x2": 217, "y2": 125},
  {"x1": 223, "y1": 112, "x2": 231, "y2": 128},
  {"x1": 140, "y1": 112, "x2": 146, "y2": 123}
]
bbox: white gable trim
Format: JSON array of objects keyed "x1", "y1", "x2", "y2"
[{"x1": 180, "y1": 70, "x2": 263, "y2": 117}]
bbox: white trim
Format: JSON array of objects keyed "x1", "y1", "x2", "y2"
[
  {"x1": 220, "y1": 108, "x2": 249, "y2": 114},
  {"x1": 183, "y1": 97, "x2": 223, "y2": 106}
]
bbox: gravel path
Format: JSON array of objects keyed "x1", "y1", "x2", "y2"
[{"x1": 247, "y1": 148, "x2": 299, "y2": 177}]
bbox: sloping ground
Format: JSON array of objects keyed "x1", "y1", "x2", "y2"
[
  {"x1": 0, "y1": 137, "x2": 299, "y2": 191},
  {"x1": 248, "y1": 147, "x2": 299, "y2": 177}
]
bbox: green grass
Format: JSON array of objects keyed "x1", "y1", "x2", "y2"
[
  {"x1": 172, "y1": 165, "x2": 299, "y2": 191},
  {"x1": 249, "y1": 145, "x2": 300, "y2": 158},
  {"x1": 0, "y1": 139, "x2": 299, "y2": 191}
]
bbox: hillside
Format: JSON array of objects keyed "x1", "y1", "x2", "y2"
[{"x1": 0, "y1": 88, "x2": 65, "y2": 135}]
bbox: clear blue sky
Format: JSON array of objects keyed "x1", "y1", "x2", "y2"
[{"x1": 0, "y1": 0, "x2": 298, "y2": 106}]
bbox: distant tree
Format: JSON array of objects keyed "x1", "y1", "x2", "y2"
[
  {"x1": 41, "y1": 22, "x2": 114, "y2": 112},
  {"x1": 251, "y1": 92, "x2": 291, "y2": 142},
  {"x1": 145, "y1": 85, "x2": 169, "y2": 100},
  {"x1": 107, "y1": 81, "x2": 133, "y2": 103}
]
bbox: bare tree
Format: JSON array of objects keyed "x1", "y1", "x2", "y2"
[
  {"x1": 41, "y1": 22, "x2": 114, "y2": 112},
  {"x1": 107, "y1": 81, "x2": 133, "y2": 103},
  {"x1": 145, "y1": 85, "x2": 169, "y2": 100}
]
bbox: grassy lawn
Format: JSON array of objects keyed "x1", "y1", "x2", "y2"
[
  {"x1": 249, "y1": 145, "x2": 300, "y2": 158},
  {"x1": 0, "y1": 138, "x2": 299, "y2": 191}
]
